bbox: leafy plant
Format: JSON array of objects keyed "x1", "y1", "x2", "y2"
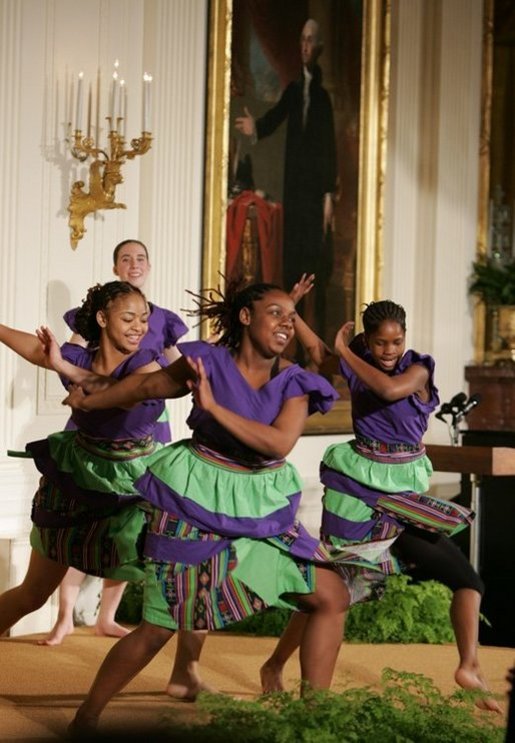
[
  {"x1": 344, "y1": 574, "x2": 454, "y2": 644},
  {"x1": 469, "y1": 258, "x2": 515, "y2": 305},
  {"x1": 145, "y1": 669, "x2": 503, "y2": 742}
]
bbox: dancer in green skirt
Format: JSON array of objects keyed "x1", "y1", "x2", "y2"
[
  {"x1": 65, "y1": 279, "x2": 381, "y2": 733},
  {"x1": 259, "y1": 275, "x2": 501, "y2": 713},
  {"x1": 0, "y1": 281, "x2": 168, "y2": 636}
]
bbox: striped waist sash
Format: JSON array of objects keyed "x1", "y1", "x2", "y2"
[
  {"x1": 190, "y1": 441, "x2": 285, "y2": 472},
  {"x1": 354, "y1": 435, "x2": 425, "y2": 464},
  {"x1": 76, "y1": 432, "x2": 157, "y2": 461}
]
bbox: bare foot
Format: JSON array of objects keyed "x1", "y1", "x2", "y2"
[
  {"x1": 37, "y1": 619, "x2": 74, "y2": 646},
  {"x1": 67, "y1": 711, "x2": 98, "y2": 738},
  {"x1": 260, "y1": 659, "x2": 285, "y2": 693},
  {"x1": 165, "y1": 678, "x2": 218, "y2": 702},
  {"x1": 455, "y1": 667, "x2": 503, "y2": 713},
  {"x1": 94, "y1": 621, "x2": 130, "y2": 638}
]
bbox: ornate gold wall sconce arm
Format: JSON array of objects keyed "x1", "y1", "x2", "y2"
[{"x1": 68, "y1": 128, "x2": 152, "y2": 249}]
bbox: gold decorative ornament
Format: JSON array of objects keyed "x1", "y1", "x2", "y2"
[{"x1": 67, "y1": 66, "x2": 153, "y2": 248}]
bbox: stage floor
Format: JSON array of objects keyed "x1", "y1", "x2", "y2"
[{"x1": 0, "y1": 627, "x2": 512, "y2": 739}]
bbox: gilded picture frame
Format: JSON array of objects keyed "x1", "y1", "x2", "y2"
[{"x1": 202, "y1": 0, "x2": 390, "y2": 434}]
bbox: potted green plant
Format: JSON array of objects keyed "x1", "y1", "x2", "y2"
[
  {"x1": 469, "y1": 258, "x2": 515, "y2": 361},
  {"x1": 469, "y1": 258, "x2": 515, "y2": 304}
]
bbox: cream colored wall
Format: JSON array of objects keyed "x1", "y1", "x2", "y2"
[{"x1": 0, "y1": 0, "x2": 484, "y2": 634}]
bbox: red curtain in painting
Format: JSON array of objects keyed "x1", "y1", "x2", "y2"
[{"x1": 226, "y1": 190, "x2": 283, "y2": 285}]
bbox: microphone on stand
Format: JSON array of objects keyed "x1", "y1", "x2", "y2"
[
  {"x1": 455, "y1": 393, "x2": 482, "y2": 422},
  {"x1": 435, "y1": 392, "x2": 467, "y2": 421},
  {"x1": 435, "y1": 392, "x2": 481, "y2": 445}
]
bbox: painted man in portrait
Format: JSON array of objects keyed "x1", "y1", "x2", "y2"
[{"x1": 235, "y1": 18, "x2": 337, "y2": 337}]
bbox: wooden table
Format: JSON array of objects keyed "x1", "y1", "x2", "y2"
[{"x1": 425, "y1": 444, "x2": 515, "y2": 570}]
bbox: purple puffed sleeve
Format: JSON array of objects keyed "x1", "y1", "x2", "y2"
[
  {"x1": 282, "y1": 366, "x2": 339, "y2": 416},
  {"x1": 63, "y1": 307, "x2": 79, "y2": 333},
  {"x1": 159, "y1": 307, "x2": 189, "y2": 347},
  {"x1": 58, "y1": 342, "x2": 93, "y2": 389},
  {"x1": 399, "y1": 350, "x2": 440, "y2": 414}
]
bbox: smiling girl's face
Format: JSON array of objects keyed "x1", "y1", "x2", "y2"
[
  {"x1": 241, "y1": 289, "x2": 296, "y2": 358},
  {"x1": 97, "y1": 293, "x2": 150, "y2": 355}
]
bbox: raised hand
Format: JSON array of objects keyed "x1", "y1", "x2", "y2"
[
  {"x1": 334, "y1": 321, "x2": 355, "y2": 357},
  {"x1": 36, "y1": 326, "x2": 64, "y2": 372},
  {"x1": 234, "y1": 107, "x2": 256, "y2": 137},
  {"x1": 289, "y1": 273, "x2": 315, "y2": 306},
  {"x1": 185, "y1": 356, "x2": 216, "y2": 413}
]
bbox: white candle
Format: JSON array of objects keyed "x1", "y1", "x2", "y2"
[
  {"x1": 110, "y1": 71, "x2": 119, "y2": 130},
  {"x1": 75, "y1": 71, "x2": 84, "y2": 131},
  {"x1": 95, "y1": 68, "x2": 100, "y2": 142},
  {"x1": 87, "y1": 83, "x2": 92, "y2": 138},
  {"x1": 142, "y1": 72, "x2": 152, "y2": 132},
  {"x1": 119, "y1": 79, "x2": 126, "y2": 137}
]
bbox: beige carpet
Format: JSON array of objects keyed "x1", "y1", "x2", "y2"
[{"x1": 0, "y1": 627, "x2": 512, "y2": 740}]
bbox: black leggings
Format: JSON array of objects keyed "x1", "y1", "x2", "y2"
[{"x1": 392, "y1": 525, "x2": 485, "y2": 596}]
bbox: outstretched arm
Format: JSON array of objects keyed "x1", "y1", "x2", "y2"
[
  {"x1": 335, "y1": 322, "x2": 429, "y2": 401},
  {"x1": 186, "y1": 357, "x2": 307, "y2": 459},
  {"x1": 0, "y1": 323, "x2": 54, "y2": 369},
  {"x1": 63, "y1": 354, "x2": 194, "y2": 412},
  {"x1": 36, "y1": 326, "x2": 119, "y2": 392}
]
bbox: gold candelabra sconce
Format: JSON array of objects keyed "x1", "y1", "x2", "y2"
[{"x1": 67, "y1": 66, "x2": 153, "y2": 248}]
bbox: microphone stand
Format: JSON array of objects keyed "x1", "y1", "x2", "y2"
[{"x1": 439, "y1": 410, "x2": 463, "y2": 446}]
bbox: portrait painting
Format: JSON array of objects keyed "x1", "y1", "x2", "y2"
[{"x1": 202, "y1": 0, "x2": 390, "y2": 433}]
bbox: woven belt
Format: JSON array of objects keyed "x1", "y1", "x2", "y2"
[
  {"x1": 354, "y1": 435, "x2": 425, "y2": 464},
  {"x1": 76, "y1": 431, "x2": 156, "y2": 460}
]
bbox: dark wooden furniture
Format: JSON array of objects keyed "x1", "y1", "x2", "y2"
[
  {"x1": 425, "y1": 445, "x2": 515, "y2": 571},
  {"x1": 443, "y1": 368, "x2": 515, "y2": 647},
  {"x1": 465, "y1": 363, "x2": 515, "y2": 430},
  {"x1": 426, "y1": 442, "x2": 515, "y2": 647}
]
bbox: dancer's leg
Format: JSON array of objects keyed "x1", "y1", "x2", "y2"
[
  {"x1": 70, "y1": 620, "x2": 174, "y2": 732},
  {"x1": 38, "y1": 567, "x2": 86, "y2": 646},
  {"x1": 452, "y1": 588, "x2": 502, "y2": 712},
  {"x1": 94, "y1": 579, "x2": 130, "y2": 638},
  {"x1": 0, "y1": 550, "x2": 68, "y2": 635},
  {"x1": 260, "y1": 612, "x2": 308, "y2": 692},
  {"x1": 294, "y1": 566, "x2": 350, "y2": 691},
  {"x1": 166, "y1": 630, "x2": 217, "y2": 700},
  {"x1": 395, "y1": 527, "x2": 502, "y2": 712}
]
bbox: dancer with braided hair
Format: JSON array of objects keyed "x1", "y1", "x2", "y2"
[
  {"x1": 0, "y1": 281, "x2": 169, "y2": 636},
  {"x1": 259, "y1": 277, "x2": 501, "y2": 713},
  {"x1": 64, "y1": 279, "x2": 385, "y2": 733},
  {"x1": 40, "y1": 239, "x2": 189, "y2": 648}
]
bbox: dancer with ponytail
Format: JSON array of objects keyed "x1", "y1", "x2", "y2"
[{"x1": 260, "y1": 276, "x2": 501, "y2": 713}]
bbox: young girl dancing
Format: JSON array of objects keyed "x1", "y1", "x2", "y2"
[
  {"x1": 0, "y1": 281, "x2": 168, "y2": 636},
  {"x1": 64, "y1": 280, "x2": 384, "y2": 733},
  {"x1": 42, "y1": 239, "x2": 189, "y2": 648},
  {"x1": 260, "y1": 283, "x2": 500, "y2": 713}
]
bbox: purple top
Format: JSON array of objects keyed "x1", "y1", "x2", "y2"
[
  {"x1": 178, "y1": 341, "x2": 339, "y2": 464},
  {"x1": 60, "y1": 343, "x2": 167, "y2": 440},
  {"x1": 339, "y1": 333, "x2": 439, "y2": 446},
  {"x1": 63, "y1": 302, "x2": 188, "y2": 352}
]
